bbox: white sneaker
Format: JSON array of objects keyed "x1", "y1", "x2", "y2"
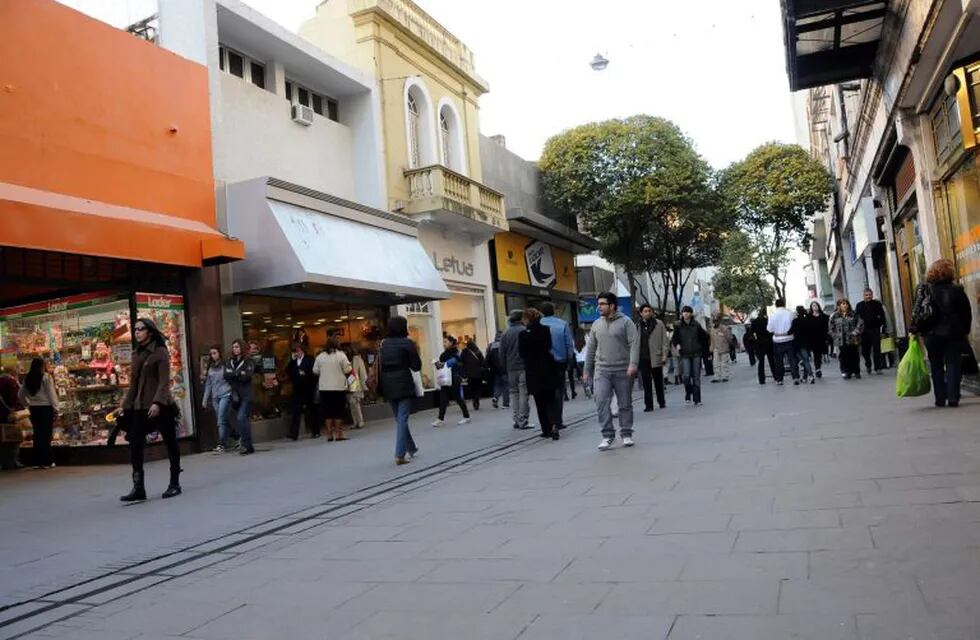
[
  {"x1": 622, "y1": 436, "x2": 635, "y2": 447},
  {"x1": 431, "y1": 419, "x2": 445, "y2": 427},
  {"x1": 458, "y1": 418, "x2": 471, "y2": 425},
  {"x1": 597, "y1": 437, "x2": 614, "y2": 451}
]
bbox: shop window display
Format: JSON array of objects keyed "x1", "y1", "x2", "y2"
[
  {"x1": 238, "y1": 296, "x2": 385, "y2": 419},
  {"x1": 440, "y1": 290, "x2": 488, "y2": 351},
  {"x1": 0, "y1": 291, "x2": 194, "y2": 447},
  {"x1": 135, "y1": 293, "x2": 194, "y2": 439}
]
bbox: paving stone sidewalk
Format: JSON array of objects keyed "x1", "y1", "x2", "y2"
[{"x1": 8, "y1": 361, "x2": 980, "y2": 639}]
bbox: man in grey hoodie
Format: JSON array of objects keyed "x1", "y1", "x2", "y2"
[
  {"x1": 584, "y1": 292, "x2": 640, "y2": 451},
  {"x1": 499, "y1": 309, "x2": 531, "y2": 429}
]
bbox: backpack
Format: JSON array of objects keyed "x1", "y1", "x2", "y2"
[
  {"x1": 911, "y1": 283, "x2": 936, "y2": 335},
  {"x1": 487, "y1": 341, "x2": 503, "y2": 373}
]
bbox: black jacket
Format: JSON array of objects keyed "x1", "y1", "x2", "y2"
[
  {"x1": 285, "y1": 354, "x2": 316, "y2": 402},
  {"x1": 671, "y1": 319, "x2": 709, "y2": 357},
  {"x1": 749, "y1": 316, "x2": 773, "y2": 349},
  {"x1": 855, "y1": 299, "x2": 887, "y2": 333},
  {"x1": 461, "y1": 344, "x2": 485, "y2": 380},
  {"x1": 379, "y1": 337, "x2": 422, "y2": 401},
  {"x1": 803, "y1": 313, "x2": 829, "y2": 352},
  {"x1": 223, "y1": 356, "x2": 255, "y2": 401},
  {"x1": 518, "y1": 321, "x2": 560, "y2": 394},
  {"x1": 926, "y1": 283, "x2": 973, "y2": 339}
]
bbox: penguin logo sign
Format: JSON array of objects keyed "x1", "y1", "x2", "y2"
[{"x1": 524, "y1": 241, "x2": 556, "y2": 288}]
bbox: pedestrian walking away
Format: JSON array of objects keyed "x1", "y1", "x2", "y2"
[
  {"x1": 790, "y1": 306, "x2": 815, "y2": 384},
  {"x1": 486, "y1": 332, "x2": 509, "y2": 409},
  {"x1": 202, "y1": 345, "x2": 234, "y2": 452},
  {"x1": 575, "y1": 338, "x2": 591, "y2": 398},
  {"x1": 807, "y1": 302, "x2": 830, "y2": 378},
  {"x1": 584, "y1": 291, "x2": 640, "y2": 451},
  {"x1": 378, "y1": 316, "x2": 422, "y2": 464},
  {"x1": 912, "y1": 258, "x2": 974, "y2": 408},
  {"x1": 540, "y1": 301, "x2": 575, "y2": 429},
  {"x1": 119, "y1": 318, "x2": 182, "y2": 501},
  {"x1": 433, "y1": 335, "x2": 471, "y2": 427},
  {"x1": 830, "y1": 299, "x2": 864, "y2": 379},
  {"x1": 345, "y1": 347, "x2": 368, "y2": 429},
  {"x1": 285, "y1": 342, "x2": 318, "y2": 440},
  {"x1": 767, "y1": 298, "x2": 798, "y2": 385},
  {"x1": 728, "y1": 328, "x2": 738, "y2": 363},
  {"x1": 18, "y1": 358, "x2": 58, "y2": 469},
  {"x1": 637, "y1": 304, "x2": 669, "y2": 411},
  {"x1": 855, "y1": 288, "x2": 888, "y2": 375},
  {"x1": 461, "y1": 339, "x2": 485, "y2": 411},
  {"x1": 500, "y1": 309, "x2": 531, "y2": 429},
  {"x1": 710, "y1": 319, "x2": 731, "y2": 383},
  {"x1": 314, "y1": 336, "x2": 353, "y2": 441},
  {"x1": 519, "y1": 308, "x2": 562, "y2": 440},
  {"x1": 225, "y1": 339, "x2": 256, "y2": 454},
  {"x1": 742, "y1": 323, "x2": 757, "y2": 367},
  {"x1": 671, "y1": 306, "x2": 710, "y2": 406},
  {"x1": 749, "y1": 308, "x2": 776, "y2": 384}
]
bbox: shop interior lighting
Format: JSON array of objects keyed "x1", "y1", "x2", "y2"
[
  {"x1": 316, "y1": 318, "x2": 326, "y2": 322},
  {"x1": 355, "y1": 316, "x2": 365, "y2": 320},
  {"x1": 242, "y1": 311, "x2": 254, "y2": 315}
]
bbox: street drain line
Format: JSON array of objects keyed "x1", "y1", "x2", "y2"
[{"x1": 0, "y1": 411, "x2": 595, "y2": 639}]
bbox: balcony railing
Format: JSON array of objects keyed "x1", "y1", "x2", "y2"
[{"x1": 403, "y1": 165, "x2": 507, "y2": 232}]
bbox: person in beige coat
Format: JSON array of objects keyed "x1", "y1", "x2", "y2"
[
  {"x1": 710, "y1": 320, "x2": 731, "y2": 383},
  {"x1": 637, "y1": 305, "x2": 671, "y2": 411},
  {"x1": 344, "y1": 347, "x2": 368, "y2": 429}
]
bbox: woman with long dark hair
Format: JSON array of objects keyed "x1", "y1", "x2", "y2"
[
  {"x1": 379, "y1": 316, "x2": 422, "y2": 464},
  {"x1": 120, "y1": 318, "x2": 181, "y2": 501},
  {"x1": 912, "y1": 258, "x2": 974, "y2": 407},
  {"x1": 432, "y1": 335, "x2": 470, "y2": 427},
  {"x1": 202, "y1": 344, "x2": 233, "y2": 453},
  {"x1": 224, "y1": 338, "x2": 255, "y2": 455},
  {"x1": 808, "y1": 301, "x2": 830, "y2": 378},
  {"x1": 18, "y1": 357, "x2": 59, "y2": 469},
  {"x1": 830, "y1": 299, "x2": 864, "y2": 379}
]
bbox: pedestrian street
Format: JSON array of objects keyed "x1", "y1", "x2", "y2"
[{"x1": 4, "y1": 361, "x2": 980, "y2": 639}]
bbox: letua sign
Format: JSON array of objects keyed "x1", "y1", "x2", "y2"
[{"x1": 432, "y1": 252, "x2": 475, "y2": 278}]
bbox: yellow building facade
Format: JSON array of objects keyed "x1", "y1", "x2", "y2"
[{"x1": 301, "y1": 0, "x2": 507, "y2": 384}]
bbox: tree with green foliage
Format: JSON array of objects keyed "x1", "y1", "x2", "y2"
[
  {"x1": 539, "y1": 115, "x2": 718, "y2": 303},
  {"x1": 720, "y1": 142, "x2": 833, "y2": 300},
  {"x1": 712, "y1": 230, "x2": 775, "y2": 320}
]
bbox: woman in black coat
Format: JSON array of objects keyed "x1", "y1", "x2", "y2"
[
  {"x1": 912, "y1": 259, "x2": 974, "y2": 408},
  {"x1": 518, "y1": 308, "x2": 561, "y2": 440},
  {"x1": 379, "y1": 316, "x2": 423, "y2": 464},
  {"x1": 806, "y1": 302, "x2": 830, "y2": 378}
]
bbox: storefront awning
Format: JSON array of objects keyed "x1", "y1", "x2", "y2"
[
  {"x1": 0, "y1": 182, "x2": 244, "y2": 267},
  {"x1": 226, "y1": 178, "x2": 450, "y2": 305},
  {"x1": 781, "y1": 0, "x2": 887, "y2": 91},
  {"x1": 506, "y1": 208, "x2": 599, "y2": 254}
]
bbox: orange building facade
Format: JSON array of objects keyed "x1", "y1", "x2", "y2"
[{"x1": 0, "y1": 0, "x2": 243, "y2": 463}]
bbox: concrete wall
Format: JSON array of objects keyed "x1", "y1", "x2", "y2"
[{"x1": 214, "y1": 74, "x2": 357, "y2": 199}]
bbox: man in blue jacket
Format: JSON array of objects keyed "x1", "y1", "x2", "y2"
[{"x1": 540, "y1": 302, "x2": 575, "y2": 430}]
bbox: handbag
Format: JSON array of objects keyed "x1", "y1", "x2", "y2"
[
  {"x1": 880, "y1": 335, "x2": 895, "y2": 354},
  {"x1": 435, "y1": 364, "x2": 453, "y2": 388},
  {"x1": 411, "y1": 370, "x2": 425, "y2": 397},
  {"x1": 962, "y1": 344, "x2": 979, "y2": 376},
  {"x1": 347, "y1": 371, "x2": 362, "y2": 394}
]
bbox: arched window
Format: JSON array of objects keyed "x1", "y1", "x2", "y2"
[
  {"x1": 407, "y1": 93, "x2": 421, "y2": 169},
  {"x1": 440, "y1": 111, "x2": 451, "y2": 168}
]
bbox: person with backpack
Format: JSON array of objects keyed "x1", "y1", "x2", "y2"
[
  {"x1": 486, "y1": 332, "x2": 509, "y2": 409},
  {"x1": 912, "y1": 258, "x2": 974, "y2": 407},
  {"x1": 460, "y1": 339, "x2": 485, "y2": 412}
]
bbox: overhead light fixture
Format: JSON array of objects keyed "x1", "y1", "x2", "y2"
[
  {"x1": 316, "y1": 318, "x2": 326, "y2": 322},
  {"x1": 355, "y1": 316, "x2": 365, "y2": 320},
  {"x1": 334, "y1": 319, "x2": 343, "y2": 323},
  {"x1": 590, "y1": 53, "x2": 609, "y2": 71},
  {"x1": 944, "y1": 73, "x2": 960, "y2": 97},
  {"x1": 242, "y1": 311, "x2": 254, "y2": 316}
]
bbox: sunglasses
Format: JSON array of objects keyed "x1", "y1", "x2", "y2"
[{"x1": 134, "y1": 326, "x2": 148, "y2": 332}]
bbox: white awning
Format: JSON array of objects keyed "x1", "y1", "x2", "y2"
[{"x1": 226, "y1": 179, "x2": 450, "y2": 304}]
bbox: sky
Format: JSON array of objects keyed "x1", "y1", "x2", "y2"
[{"x1": 58, "y1": 0, "x2": 809, "y2": 304}]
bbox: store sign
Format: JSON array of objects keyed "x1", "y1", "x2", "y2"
[
  {"x1": 495, "y1": 232, "x2": 577, "y2": 294},
  {"x1": 135, "y1": 293, "x2": 185, "y2": 310},
  {"x1": 432, "y1": 252, "x2": 475, "y2": 278},
  {"x1": 0, "y1": 291, "x2": 126, "y2": 320},
  {"x1": 525, "y1": 241, "x2": 556, "y2": 288}
]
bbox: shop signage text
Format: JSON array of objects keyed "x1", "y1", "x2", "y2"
[{"x1": 432, "y1": 252, "x2": 475, "y2": 278}]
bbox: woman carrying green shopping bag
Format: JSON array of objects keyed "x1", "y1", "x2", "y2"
[{"x1": 908, "y1": 258, "x2": 973, "y2": 407}]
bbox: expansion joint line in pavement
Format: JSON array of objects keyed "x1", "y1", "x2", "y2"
[{"x1": 0, "y1": 410, "x2": 597, "y2": 639}]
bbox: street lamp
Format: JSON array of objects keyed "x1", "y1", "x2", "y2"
[{"x1": 590, "y1": 53, "x2": 609, "y2": 71}]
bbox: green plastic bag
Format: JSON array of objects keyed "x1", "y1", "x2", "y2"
[{"x1": 896, "y1": 338, "x2": 931, "y2": 397}]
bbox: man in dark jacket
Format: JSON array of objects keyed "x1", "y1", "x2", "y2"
[
  {"x1": 670, "y1": 306, "x2": 709, "y2": 406},
  {"x1": 499, "y1": 310, "x2": 530, "y2": 429},
  {"x1": 286, "y1": 342, "x2": 318, "y2": 440},
  {"x1": 749, "y1": 308, "x2": 776, "y2": 385},
  {"x1": 855, "y1": 288, "x2": 888, "y2": 375},
  {"x1": 486, "y1": 333, "x2": 509, "y2": 409}
]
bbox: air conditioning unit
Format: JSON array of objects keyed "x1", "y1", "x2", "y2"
[{"x1": 291, "y1": 104, "x2": 314, "y2": 126}]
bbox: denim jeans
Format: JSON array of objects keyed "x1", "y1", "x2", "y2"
[
  {"x1": 679, "y1": 356, "x2": 702, "y2": 403},
  {"x1": 594, "y1": 369, "x2": 634, "y2": 438},
  {"x1": 212, "y1": 395, "x2": 232, "y2": 446},
  {"x1": 390, "y1": 398, "x2": 416, "y2": 459},
  {"x1": 794, "y1": 347, "x2": 813, "y2": 380},
  {"x1": 235, "y1": 399, "x2": 252, "y2": 449},
  {"x1": 493, "y1": 374, "x2": 510, "y2": 407}
]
